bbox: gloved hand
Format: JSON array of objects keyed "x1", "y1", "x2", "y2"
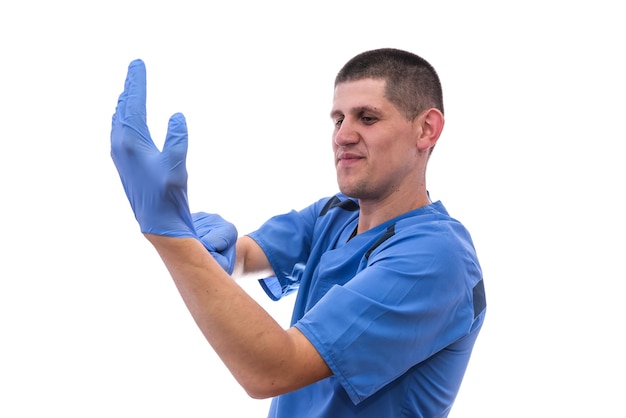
[
  {"x1": 192, "y1": 212, "x2": 238, "y2": 274},
  {"x1": 110, "y1": 59, "x2": 195, "y2": 238}
]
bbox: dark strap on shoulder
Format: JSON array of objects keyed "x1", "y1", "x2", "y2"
[{"x1": 319, "y1": 196, "x2": 359, "y2": 216}]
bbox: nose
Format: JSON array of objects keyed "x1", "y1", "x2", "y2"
[{"x1": 334, "y1": 119, "x2": 360, "y2": 146}]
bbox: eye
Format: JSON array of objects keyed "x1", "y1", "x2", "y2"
[
  {"x1": 334, "y1": 118, "x2": 344, "y2": 128},
  {"x1": 361, "y1": 116, "x2": 377, "y2": 124}
]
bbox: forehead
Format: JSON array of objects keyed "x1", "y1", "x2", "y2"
[{"x1": 331, "y1": 78, "x2": 390, "y2": 114}]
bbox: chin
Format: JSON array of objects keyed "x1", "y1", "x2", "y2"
[{"x1": 338, "y1": 184, "x2": 362, "y2": 199}]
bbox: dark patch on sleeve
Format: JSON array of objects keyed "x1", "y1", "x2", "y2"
[{"x1": 472, "y1": 279, "x2": 486, "y2": 319}]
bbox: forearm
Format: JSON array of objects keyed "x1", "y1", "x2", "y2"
[
  {"x1": 111, "y1": 60, "x2": 329, "y2": 398},
  {"x1": 144, "y1": 234, "x2": 314, "y2": 398}
]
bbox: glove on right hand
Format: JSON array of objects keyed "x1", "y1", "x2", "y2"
[{"x1": 192, "y1": 212, "x2": 238, "y2": 274}]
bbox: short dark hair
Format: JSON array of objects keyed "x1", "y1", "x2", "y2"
[{"x1": 335, "y1": 48, "x2": 444, "y2": 120}]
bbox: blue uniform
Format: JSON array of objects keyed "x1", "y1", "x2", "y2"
[{"x1": 248, "y1": 193, "x2": 486, "y2": 418}]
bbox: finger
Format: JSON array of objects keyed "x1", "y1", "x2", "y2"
[
  {"x1": 112, "y1": 61, "x2": 135, "y2": 126},
  {"x1": 111, "y1": 59, "x2": 155, "y2": 156},
  {"x1": 204, "y1": 224, "x2": 238, "y2": 252},
  {"x1": 122, "y1": 59, "x2": 147, "y2": 125},
  {"x1": 192, "y1": 212, "x2": 238, "y2": 252}
]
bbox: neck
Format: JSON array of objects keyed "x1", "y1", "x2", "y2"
[{"x1": 356, "y1": 188, "x2": 431, "y2": 234}]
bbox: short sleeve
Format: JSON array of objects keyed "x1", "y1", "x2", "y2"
[{"x1": 247, "y1": 197, "x2": 330, "y2": 300}]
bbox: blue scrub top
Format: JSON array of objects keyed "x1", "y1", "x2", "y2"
[{"x1": 248, "y1": 194, "x2": 486, "y2": 418}]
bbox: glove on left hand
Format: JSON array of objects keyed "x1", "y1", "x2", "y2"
[{"x1": 110, "y1": 59, "x2": 195, "y2": 237}]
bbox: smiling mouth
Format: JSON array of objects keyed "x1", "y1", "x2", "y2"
[
  {"x1": 337, "y1": 151, "x2": 363, "y2": 161},
  {"x1": 336, "y1": 157, "x2": 363, "y2": 169}
]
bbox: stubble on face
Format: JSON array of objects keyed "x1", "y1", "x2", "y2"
[{"x1": 332, "y1": 80, "x2": 418, "y2": 203}]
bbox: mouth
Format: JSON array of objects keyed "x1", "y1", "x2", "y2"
[{"x1": 336, "y1": 152, "x2": 363, "y2": 165}]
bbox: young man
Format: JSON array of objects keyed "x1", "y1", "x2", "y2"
[{"x1": 111, "y1": 48, "x2": 486, "y2": 417}]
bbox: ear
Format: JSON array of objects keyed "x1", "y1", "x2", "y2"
[{"x1": 415, "y1": 108, "x2": 444, "y2": 152}]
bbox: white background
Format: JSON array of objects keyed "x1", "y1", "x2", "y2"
[{"x1": 1, "y1": 1, "x2": 624, "y2": 416}]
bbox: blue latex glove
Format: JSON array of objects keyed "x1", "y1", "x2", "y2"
[
  {"x1": 110, "y1": 59, "x2": 195, "y2": 237},
  {"x1": 192, "y1": 212, "x2": 238, "y2": 274}
]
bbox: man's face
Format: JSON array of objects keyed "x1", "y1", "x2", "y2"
[{"x1": 330, "y1": 78, "x2": 421, "y2": 202}]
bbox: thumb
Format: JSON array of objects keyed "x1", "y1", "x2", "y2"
[
  {"x1": 163, "y1": 112, "x2": 188, "y2": 158},
  {"x1": 161, "y1": 112, "x2": 189, "y2": 191}
]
